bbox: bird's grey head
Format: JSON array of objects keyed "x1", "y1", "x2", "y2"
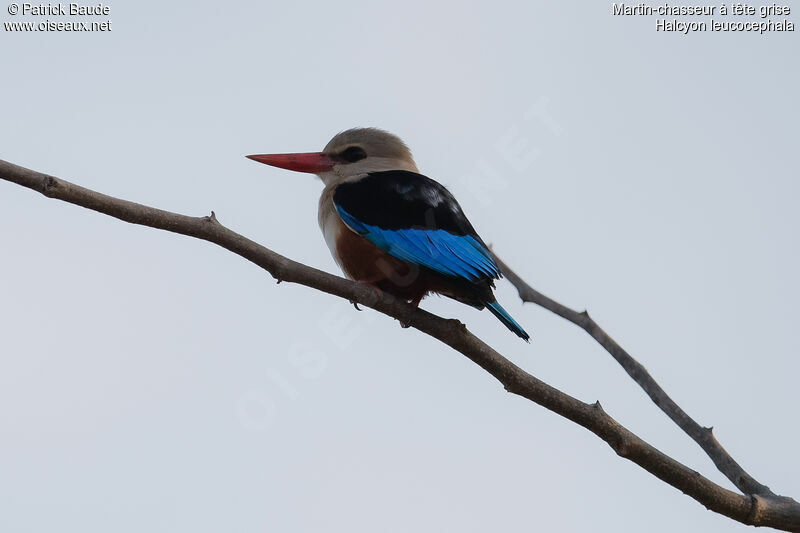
[
  {"x1": 321, "y1": 128, "x2": 418, "y2": 183},
  {"x1": 323, "y1": 128, "x2": 412, "y2": 162},
  {"x1": 246, "y1": 127, "x2": 418, "y2": 186}
]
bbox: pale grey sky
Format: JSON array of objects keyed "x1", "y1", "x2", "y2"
[{"x1": 1, "y1": 1, "x2": 797, "y2": 531}]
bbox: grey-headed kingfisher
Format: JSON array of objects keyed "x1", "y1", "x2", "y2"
[{"x1": 247, "y1": 128, "x2": 530, "y2": 341}]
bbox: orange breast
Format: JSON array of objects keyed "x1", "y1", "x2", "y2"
[{"x1": 334, "y1": 229, "x2": 432, "y2": 302}]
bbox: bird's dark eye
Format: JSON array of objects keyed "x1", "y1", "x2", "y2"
[{"x1": 339, "y1": 146, "x2": 367, "y2": 163}]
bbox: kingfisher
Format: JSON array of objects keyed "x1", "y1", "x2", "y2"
[{"x1": 247, "y1": 128, "x2": 530, "y2": 341}]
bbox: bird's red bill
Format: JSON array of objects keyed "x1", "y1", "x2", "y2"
[{"x1": 246, "y1": 152, "x2": 335, "y2": 173}]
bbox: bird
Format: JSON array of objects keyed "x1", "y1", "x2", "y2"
[{"x1": 247, "y1": 128, "x2": 530, "y2": 341}]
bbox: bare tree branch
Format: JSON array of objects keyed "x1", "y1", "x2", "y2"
[
  {"x1": 1, "y1": 158, "x2": 798, "y2": 532},
  {"x1": 491, "y1": 255, "x2": 778, "y2": 498}
]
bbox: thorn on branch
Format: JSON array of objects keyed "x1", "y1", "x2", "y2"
[
  {"x1": 747, "y1": 494, "x2": 766, "y2": 525},
  {"x1": 41, "y1": 175, "x2": 58, "y2": 196},
  {"x1": 444, "y1": 319, "x2": 467, "y2": 334},
  {"x1": 203, "y1": 211, "x2": 220, "y2": 224},
  {"x1": 593, "y1": 400, "x2": 605, "y2": 413}
]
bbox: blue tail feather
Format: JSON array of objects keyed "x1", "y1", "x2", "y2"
[{"x1": 486, "y1": 301, "x2": 530, "y2": 342}]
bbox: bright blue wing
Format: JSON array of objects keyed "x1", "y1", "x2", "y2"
[{"x1": 336, "y1": 205, "x2": 500, "y2": 282}]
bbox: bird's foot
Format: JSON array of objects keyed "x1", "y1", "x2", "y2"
[
  {"x1": 351, "y1": 280, "x2": 383, "y2": 310},
  {"x1": 399, "y1": 295, "x2": 424, "y2": 328}
]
